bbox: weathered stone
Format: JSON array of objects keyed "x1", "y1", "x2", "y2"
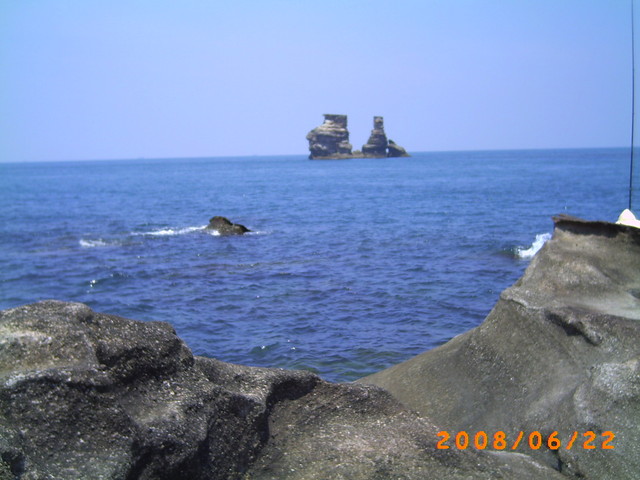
[
  {"x1": 206, "y1": 216, "x2": 250, "y2": 235},
  {"x1": 306, "y1": 114, "x2": 409, "y2": 159},
  {"x1": 387, "y1": 139, "x2": 410, "y2": 157},
  {"x1": 305, "y1": 114, "x2": 353, "y2": 159},
  {"x1": 361, "y1": 116, "x2": 389, "y2": 157},
  {"x1": 0, "y1": 301, "x2": 565, "y2": 479},
  {"x1": 361, "y1": 215, "x2": 640, "y2": 480}
]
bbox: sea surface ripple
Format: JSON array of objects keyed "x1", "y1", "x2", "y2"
[{"x1": 0, "y1": 148, "x2": 632, "y2": 381}]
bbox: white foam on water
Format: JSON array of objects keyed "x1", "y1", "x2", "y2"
[
  {"x1": 79, "y1": 239, "x2": 110, "y2": 248},
  {"x1": 515, "y1": 232, "x2": 552, "y2": 259},
  {"x1": 141, "y1": 225, "x2": 207, "y2": 236}
]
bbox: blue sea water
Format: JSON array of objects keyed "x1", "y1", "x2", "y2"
[{"x1": 0, "y1": 148, "x2": 633, "y2": 382}]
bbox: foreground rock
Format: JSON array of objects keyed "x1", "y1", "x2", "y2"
[
  {"x1": 361, "y1": 215, "x2": 640, "y2": 480},
  {"x1": 0, "y1": 301, "x2": 564, "y2": 479},
  {"x1": 206, "y1": 216, "x2": 250, "y2": 235}
]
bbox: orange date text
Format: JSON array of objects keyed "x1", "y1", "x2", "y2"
[{"x1": 436, "y1": 430, "x2": 615, "y2": 451}]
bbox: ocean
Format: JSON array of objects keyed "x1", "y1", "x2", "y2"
[{"x1": 0, "y1": 148, "x2": 633, "y2": 382}]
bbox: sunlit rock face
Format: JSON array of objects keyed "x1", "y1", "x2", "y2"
[
  {"x1": 306, "y1": 114, "x2": 409, "y2": 159},
  {"x1": 361, "y1": 116, "x2": 389, "y2": 157},
  {"x1": 306, "y1": 114, "x2": 354, "y2": 159},
  {"x1": 361, "y1": 215, "x2": 640, "y2": 480}
]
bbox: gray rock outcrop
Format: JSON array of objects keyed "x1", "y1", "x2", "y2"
[
  {"x1": 206, "y1": 216, "x2": 250, "y2": 235},
  {"x1": 387, "y1": 139, "x2": 409, "y2": 157},
  {"x1": 361, "y1": 215, "x2": 640, "y2": 479},
  {"x1": 1, "y1": 301, "x2": 565, "y2": 479},
  {"x1": 306, "y1": 114, "x2": 409, "y2": 159},
  {"x1": 361, "y1": 116, "x2": 389, "y2": 157},
  {"x1": 305, "y1": 114, "x2": 354, "y2": 159}
]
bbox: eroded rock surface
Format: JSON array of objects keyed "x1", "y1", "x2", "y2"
[
  {"x1": 0, "y1": 301, "x2": 564, "y2": 479},
  {"x1": 305, "y1": 114, "x2": 354, "y2": 160},
  {"x1": 361, "y1": 216, "x2": 640, "y2": 480},
  {"x1": 361, "y1": 116, "x2": 389, "y2": 157},
  {"x1": 306, "y1": 114, "x2": 409, "y2": 159},
  {"x1": 387, "y1": 139, "x2": 409, "y2": 157}
]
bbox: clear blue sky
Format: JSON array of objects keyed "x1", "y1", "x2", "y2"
[{"x1": 0, "y1": 0, "x2": 633, "y2": 161}]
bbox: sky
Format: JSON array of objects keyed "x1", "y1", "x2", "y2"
[{"x1": 0, "y1": 0, "x2": 634, "y2": 162}]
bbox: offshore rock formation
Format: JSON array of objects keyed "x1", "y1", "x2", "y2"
[
  {"x1": 206, "y1": 216, "x2": 250, "y2": 235},
  {"x1": 361, "y1": 116, "x2": 388, "y2": 157},
  {"x1": 361, "y1": 116, "x2": 409, "y2": 158},
  {"x1": 306, "y1": 114, "x2": 409, "y2": 159},
  {"x1": 387, "y1": 139, "x2": 410, "y2": 157},
  {"x1": 361, "y1": 216, "x2": 640, "y2": 480},
  {"x1": 305, "y1": 114, "x2": 354, "y2": 159},
  {"x1": 1, "y1": 301, "x2": 564, "y2": 479}
]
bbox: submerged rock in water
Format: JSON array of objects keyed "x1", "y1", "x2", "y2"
[
  {"x1": 0, "y1": 300, "x2": 564, "y2": 479},
  {"x1": 361, "y1": 215, "x2": 640, "y2": 480},
  {"x1": 206, "y1": 216, "x2": 250, "y2": 235}
]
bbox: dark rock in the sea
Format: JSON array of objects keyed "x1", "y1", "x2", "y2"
[
  {"x1": 206, "y1": 216, "x2": 250, "y2": 235},
  {"x1": 306, "y1": 114, "x2": 409, "y2": 159},
  {"x1": 361, "y1": 215, "x2": 640, "y2": 480},
  {"x1": 305, "y1": 114, "x2": 354, "y2": 160},
  {"x1": 0, "y1": 301, "x2": 565, "y2": 479},
  {"x1": 387, "y1": 139, "x2": 410, "y2": 157}
]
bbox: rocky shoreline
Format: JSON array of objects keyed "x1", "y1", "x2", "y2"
[{"x1": 1, "y1": 216, "x2": 638, "y2": 479}]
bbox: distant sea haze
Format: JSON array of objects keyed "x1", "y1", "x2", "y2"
[{"x1": 0, "y1": 148, "x2": 633, "y2": 381}]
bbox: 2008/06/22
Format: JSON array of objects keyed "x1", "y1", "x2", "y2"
[{"x1": 436, "y1": 430, "x2": 615, "y2": 451}]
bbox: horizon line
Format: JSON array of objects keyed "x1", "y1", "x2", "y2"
[{"x1": 0, "y1": 145, "x2": 630, "y2": 165}]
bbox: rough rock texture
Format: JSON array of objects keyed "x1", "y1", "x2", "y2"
[
  {"x1": 0, "y1": 301, "x2": 565, "y2": 479},
  {"x1": 306, "y1": 115, "x2": 409, "y2": 159},
  {"x1": 387, "y1": 139, "x2": 409, "y2": 157},
  {"x1": 206, "y1": 216, "x2": 250, "y2": 235},
  {"x1": 305, "y1": 114, "x2": 354, "y2": 160},
  {"x1": 361, "y1": 116, "x2": 389, "y2": 157},
  {"x1": 360, "y1": 116, "x2": 409, "y2": 158},
  {"x1": 361, "y1": 215, "x2": 640, "y2": 480}
]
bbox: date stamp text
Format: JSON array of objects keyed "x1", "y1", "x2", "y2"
[{"x1": 436, "y1": 430, "x2": 615, "y2": 451}]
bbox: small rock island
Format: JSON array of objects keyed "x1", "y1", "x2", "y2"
[
  {"x1": 306, "y1": 114, "x2": 409, "y2": 160},
  {"x1": 206, "y1": 216, "x2": 250, "y2": 235}
]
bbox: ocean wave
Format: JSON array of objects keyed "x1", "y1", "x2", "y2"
[
  {"x1": 515, "y1": 233, "x2": 551, "y2": 259},
  {"x1": 79, "y1": 238, "x2": 116, "y2": 248},
  {"x1": 140, "y1": 226, "x2": 207, "y2": 236},
  {"x1": 203, "y1": 228, "x2": 268, "y2": 236}
]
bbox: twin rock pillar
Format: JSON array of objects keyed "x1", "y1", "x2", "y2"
[{"x1": 306, "y1": 114, "x2": 409, "y2": 159}]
